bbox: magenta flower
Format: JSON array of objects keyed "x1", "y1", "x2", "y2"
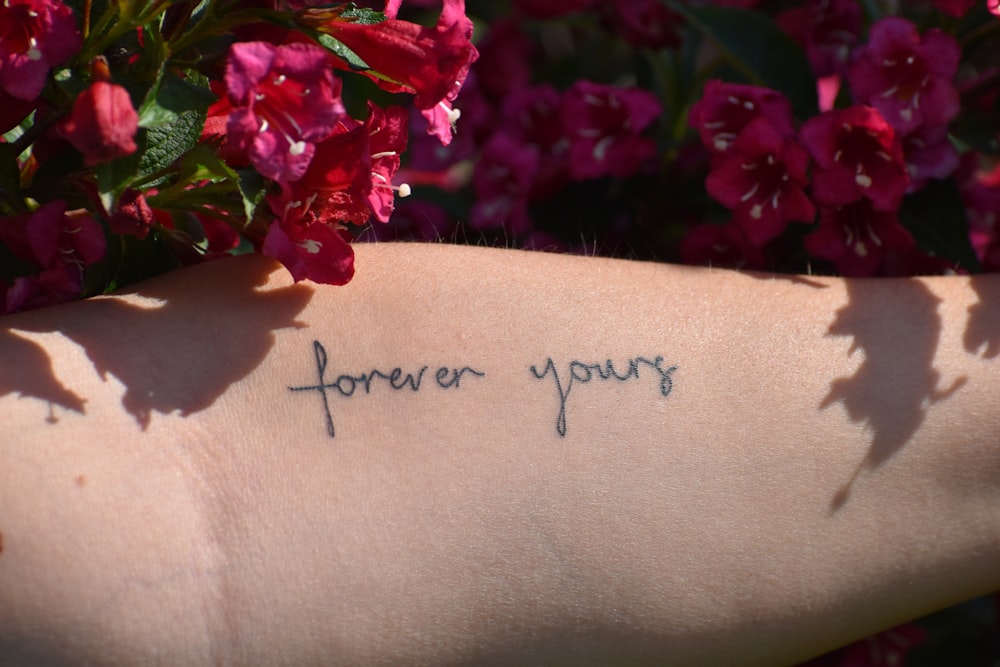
[
  {"x1": 688, "y1": 80, "x2": 796, "y2": 155},
  {"x1": 602, "y1": 0, "x2": 681, "y2": 49},
  {"x1": 799, "y1": 105, "x2": 909, "y2": 211},
  {"x1": 706, "y1": 118, "x2": 815, "y2": 246},
  {"x1": 902, "y1": 123, "x2": 959, "y2": 191},
  {"x1": 109, "y1": 189, "x2": 155, "y2": 240},
  {"x1": 0, "y1": 202, "x2": 105, "y2": 313},
  {"x1": 848, "y1": 18, "x2": 960, "y2": 134},
  {"x1": 225, "y1": 41, "x2": 345, "y2": 183},
  {"x1": 679, "y1": 222, "x2": 767, "y2": 270},
  {"x1": 471, "y1": 132, "x2": 540, "y2": 234},
  {"x1": 777, "y1": 0, "x2": 862, "y2": 77},
  {"x1": 559, "y1": 80, "x2": 660, "y2": 180},
  {"x1": 262, "y1": 213, "x2": 354, "y2": 285},
  {"x1": 59, "y1": 81, "x2": 139, "y2": 166},
  {"x1": 366, "y1": 104, "x2": 410, "y2": 224},
  {"x1": 499, "y1": 84, "x2": 570, "y2": 199},
  {"x1": 804, "y1": 200, "x2": 914, "y2": 276},
  {"x1": 0, "y1": 0, "x2": 80, "y2": 101}
]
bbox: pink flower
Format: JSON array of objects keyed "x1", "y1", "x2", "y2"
[
  {"x1": 804, "y1": 200, "x2": 915, "y2": 276},
  {"x1": 0, "y1": 0, "x2": 80, "y2": 101},
  {"x1": 499, "y1": 84, "x2": 570, "y2": 199},
  {"x1": 262, "y1": 213, "x2": 354, "y2": 285},
  {"x1": 848, "y1": 18, "x2": 960, "y2": 134},
  {"x1": 777, "y1": 0, "x2": 862, "y2": 77},
  {"x1": 225, "y1": 41, "x2": 345, "y2": 183},
  {"x1": 706, "y1": 118, "x2": 815, "y2": 246},
  {"x1": 559, "y1": 80, "x2": 660, "y2": 180},
  {"x1": 0, "y1": 202, "x2": 105, "y2": 313},
  {"x1": 689, "y1": 80, "x2": 796, "y2": 155},
  {"x1": 59, "y1": 82, "x2": 139, "y2": 166},
  {"x1": 799, "y1": 105, "x2": 909, "y2": 211},
  {"x1": 365, "y1": 104, "x2": 409, "y2": 224}
]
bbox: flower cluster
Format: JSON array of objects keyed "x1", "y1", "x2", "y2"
[
  {"x1": 375, "y1": 0, "x2": 1000, "y2": 283},
  {"x1": 0, "y1": 0, "x2": 477, "y2": 313}
]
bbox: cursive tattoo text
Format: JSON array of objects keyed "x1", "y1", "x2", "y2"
[
  {"x1": 290, "y1": 340, "x2": 486, "y2": 438},
  {"x1": 530, "y1": 356, "x2": 677, "y2": 437}
]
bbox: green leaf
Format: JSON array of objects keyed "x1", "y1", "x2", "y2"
[
  {"x1": 675, "y1": 5, "x2": 819, "y2": 120},
  {"x1": 138, "y1": 105, "x2": 207, "y2": 179},
  {"x1": 138, "y1": 71, "x2": 217, "y2": 129},
  {"x1": 97, "y1": 130, "x2": 147, "y2": 202},
  {"x1": 237, "y1": 168, "x2": 267, "y2": 226},
  {"x1": 337, "y1": 5, "x2": 385, "y2": 24},
  {"x1": 315, "y1": 33, "x2": 371, "y2": 71},
  {"x1": 898, "y1": 179, "x2": 982, "y2": 273}
]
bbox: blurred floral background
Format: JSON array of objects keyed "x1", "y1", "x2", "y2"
[{"x1": 1, "y1": 0, "x2": 999, "y2": 662}]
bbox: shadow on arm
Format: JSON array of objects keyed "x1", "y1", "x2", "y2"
[
  {"x1": 9, "y1": 256, "x2": 314, "y2": 430},
  {"x1": 822, "y1": 279, "x2": 966, "y2": 510}
]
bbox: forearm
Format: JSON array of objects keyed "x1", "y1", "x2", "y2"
[{"x1": 1, "y1": 243, "x2": 998, "y2": 665}]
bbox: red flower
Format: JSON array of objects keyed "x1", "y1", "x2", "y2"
[
  {"x1": 706, "y1": 118, "x2": 815, "y2": 246},
  {"x1": 0, "y1": 0, "x2": 80, "y2": 101},
  {"x1": 109, "y1": 189, "x2": 155, "y2": 239},
  {"x1": 59, "y1": 82, "x2": 139, "y2": 166},
  {"x1": 310, "y1": 0, "x2": 478, "y2": 114},
  {"x1": 559, "y1": 80, "x2": 660, "y2": 180},
  {"x1": 799, "y1": 105, "x2": 909, "y2": 211},
  {"x1": 261, "y1": 213, "x2": 354, "y2": 285},
  {"x1": 848, "y1": 18, "x2": 960, "y2": 134},
  {"x1": 689, "y1": 80, "x2": 796, "y2": 155},
  {"x1": 804, "y1": 200, "x2": 914, "y2": 276},
  {"x1": 225, "y1": 41, "x2": 345, "y2": 183}
]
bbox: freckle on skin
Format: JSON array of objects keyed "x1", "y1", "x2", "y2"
[
  {"x1": 75, "y1": 474, "x2": 87, "y2": 487},
  {"x1": 0, "y1": 531, "x2": 4, "y2": 555}
]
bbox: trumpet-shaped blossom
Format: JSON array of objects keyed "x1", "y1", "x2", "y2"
[
  {"x1": 560, "y1": 80, "x2": 660, "y2": 180},
  {"x1": 799, "y1": 105, "x2": 909, "y2": 211},
  {"x1": 59, "y1": 82, "x2": 139, "y2": 166},
  {"x1": 804, "y1": 200, "x2": 914, "y2": 276},
  {"x1": 262, "y1": 213, "x2": 355, "y2": 285},
  {"x1": 225, "y1": 41, "x2": 345, "y2": 183},
  {"x1": 848, "y1": 18, "x2": 960, "y2": 134},
  {"x1": 366, "y1": 104, "x2": 410, "y2": 223},
  {"x1": 689, "y1": 81, "x2": 796, "y2": 156},
  {"x1": 0, "y1": 0, "x2": 80, "y2": 101},
  {"x1": 680, "y1": 222, "x2": 767, "y2": 270},
  {"x1": 706, "y1": 118, "x2": 815, "y2": 246},
  {"x1": 471, "y1": 132, "x2": 540, "y2": 233}
]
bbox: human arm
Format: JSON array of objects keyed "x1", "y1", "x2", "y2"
[{"x1": 0, "y1": 242, "x2": 998, "y2": 665}]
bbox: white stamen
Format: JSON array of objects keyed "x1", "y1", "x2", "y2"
[
  {"x1": 741, "y1": 182, "x2": 760, "y2": 203},
  {"x1": 750, "y1": 204, "x2": 764, "y2": 220},
  {"x1": 592, "y1": 136, "x2": 614, "y2": 162},
  {"x1": 289, "y1": 141, "x2": 307, "y2": 156},
  {"x1": 299, "y1": 239, "x2": 322, "y2": 254},
  {"x1": 371, "y1": 151, "x2": 398, "y2": 160},
  {"x1": 274, "y1": 74, "x2": 286, "y2": 85},
  {"x1": 259, "y1": 119, "x2": 269, "y2": 133},
  {"x1": 398, "y1": 183, "x2": 412, "y2": 198}
]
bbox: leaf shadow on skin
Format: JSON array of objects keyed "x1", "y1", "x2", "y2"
[
  {"x1": 0, "y1": 328, "x2": 86, "y2": 421},
  {"x1": 964, "y1": 277, "x2": 1000, "y2": 359},
  {"x1": 12, "y1": 255, "x2": 313, "y2": 429},
  {"x1": 824, "y1": 279, "x2": 966, "y2": 511}
]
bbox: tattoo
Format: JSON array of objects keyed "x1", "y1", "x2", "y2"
[
  {"x1": 290, "y1": 340, "x2": 486, "y2": 438},
  {"x1": 530, "y1": 356, "x2": 677, "y2": 437}
]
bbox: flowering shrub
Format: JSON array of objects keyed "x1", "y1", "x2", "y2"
[
  {"x1": 374, "y1": 0, "x2": 1000, "y2": 288},
  {"x1": 0, "y1": 0, "x2": 477, "y2": 313}
]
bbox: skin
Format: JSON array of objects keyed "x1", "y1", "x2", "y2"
[{"x1": 0, "y1": 242, "x2": 997, "y2": 665}]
